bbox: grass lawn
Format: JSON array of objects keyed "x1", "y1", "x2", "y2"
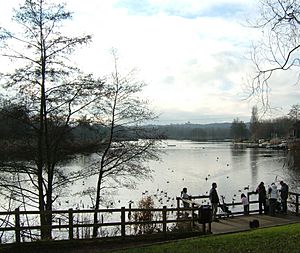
[{"x1": 110, "y1": 223, "x2": 300, "y2": 253}]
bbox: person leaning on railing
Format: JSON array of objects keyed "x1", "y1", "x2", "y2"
[{"x1": 181, "y1": 187, "x2": 191, "y2": 208}]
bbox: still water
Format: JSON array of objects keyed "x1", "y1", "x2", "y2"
[{"x1": 68, "y1": 140, "x2": 297, "y2": 209}]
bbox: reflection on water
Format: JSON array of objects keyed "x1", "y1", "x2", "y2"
[
  {"x1": 249, "y1": 148, "x2": 258, "y2": 185},
  {"x1": 284, "y1": 150, "x2": 300, "y2": 191},
  {"x1": 286, "y1": 150, "x2": 300, "y2": 170},
  {"x1": 66, "y1": 140, "x2": 299, "y2": 209}
]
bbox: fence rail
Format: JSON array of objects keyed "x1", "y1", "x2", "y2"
[{"x1": 0, "y1": 191, "x2": 299, "y2": 244}]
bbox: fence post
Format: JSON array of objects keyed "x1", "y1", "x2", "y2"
[
  {"x1": 192, "y1": 203, "x2": 195, "y2": 226},
  {"x1": 128, "y1": 202, "x2": 132, "y2": 220},
  {"x1": 162, "y1": 206, "x2": 167, "y2": 235},
  {"x1": 121, "y1": 207, "x2": 126, "y2": 237},
  {"x1": 296, "y1": 194, "x2": 299, "y2": 215},
  {"x1": 176, "y1": 197, "x2": 180, "y2": 219},
  {"x1": 68, "y1": 208, "x2": 74, "y2": 240},
  {"x1": 247, "y1": 192, "x2": 251, "y2": 213},
  {"x1": 15, "y1": 208, "x2": 21, "y2": 243}
]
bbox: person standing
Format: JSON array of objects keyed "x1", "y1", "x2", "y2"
[
  {"x1": 181, "y1": 187, "x2": 191, "y2": 208},
  {"x1": 256, "y1": 182, "x2": 267, "y2": 214},
  {"x1": 280, "y1": 181, "x2": 289, "y2": 214},
  {"x1": 268, "y1": 183, "x2": 278, "y2": 216},
  {"x1": 209, "y1": 182, "x2": 219, "y2": 221},
  {"x1": 241, "y1": 193, "x2": 249, "y2": 215}
]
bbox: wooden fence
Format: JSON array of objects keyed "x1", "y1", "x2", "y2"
[
  {"x1": 180, "y1": 192, "x2": 300, "y2": 217},
  {"x1": 0, "y1": 191, "x2": 299, "y2": 244},
  {"x1": 0, "y1": 206, "x2": 206, "y2": 244}
]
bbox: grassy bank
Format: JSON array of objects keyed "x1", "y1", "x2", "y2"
[{"x1": 111, "y1": 223, "x2": 300, "y2": 253}]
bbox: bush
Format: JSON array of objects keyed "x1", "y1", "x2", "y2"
[{"x1": 133, "y1": 196, "x2": 160, "y2": 234}]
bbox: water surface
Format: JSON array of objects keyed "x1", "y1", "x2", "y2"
[{"x1": 68, "y1": 140, "x2": 295, "y2": 209}]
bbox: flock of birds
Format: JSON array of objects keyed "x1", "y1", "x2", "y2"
[
  {"x1": 141, "y1": 189, "x2": 176, "y2": 207},
  {"x1": 59, "y1": 155, "x2": 257, "y2": 211},
  {"x1": 131, "y1": 155, "x2": 254, "y2": 209}
]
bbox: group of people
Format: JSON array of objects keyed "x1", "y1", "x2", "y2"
[
  {"x1": 180, "y1": 180, "x2": 289, "y2": 222},
  {"x1": 180, "y1": 183, "x2": 221, "y2": 221},
  {"x1": 256, "y1": 181, "x2": 289, "y2": 216}
]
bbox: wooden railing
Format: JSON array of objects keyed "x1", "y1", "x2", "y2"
[
  {"x1": 0, "y1": 191, "x2": 299, "y2": 244},
  {"x1": 177, "y1": 191, "x2": 300, "y2": 217},
  {"x1": 0, "y1": 205, "x2": 210, "y2": 244}
]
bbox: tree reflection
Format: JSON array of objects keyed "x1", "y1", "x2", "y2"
[
  {"x1": 249, "y1": 148, "x2": 258, "y2": 186},
  {"x1": 284, "y1": 150, "x2": 300, "y2": 191}
]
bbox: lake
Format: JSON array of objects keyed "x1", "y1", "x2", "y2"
[{"x1": 66, "y1": 140, "x2": 298, "y2": 210}]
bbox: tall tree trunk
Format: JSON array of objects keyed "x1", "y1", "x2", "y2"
[
  {"x1": 39, "y1": 21, "x2": 52, "y2": 239},
  {"x1": 92, "y1": 169, "x2": 104, "y2": 238},
  {"x1": 92, "y1": 80, "x2": 118, "y2": 238}
]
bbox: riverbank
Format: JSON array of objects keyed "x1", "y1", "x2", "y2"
[{"x1": 232, "y1": 139, "x2": 289, "y2": 150}]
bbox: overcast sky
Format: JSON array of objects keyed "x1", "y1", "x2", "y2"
[{"x1": 1, "y1": 0, "x2": 300, "y2": 124}]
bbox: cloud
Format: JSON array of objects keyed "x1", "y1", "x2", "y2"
[
  {"x1": 1, "y1": 0, "x2": 292, "y2": 124},
  {"x1": 114, "y1": 0, "x2": 255, "y2": 19},
  {"x1": 63, "y1": 0, "x2": 260, "y2": 123}
]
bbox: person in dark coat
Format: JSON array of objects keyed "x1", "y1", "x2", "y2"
[
  {"x1": 256, "y1": 182, "x2": 267, "y2": 214},
  {"x1": 280, "y1": 181, "x2": 289, "y2": 214},
  {"x1": 209, "y1": 182, "x2": 220, "y2": 221}
]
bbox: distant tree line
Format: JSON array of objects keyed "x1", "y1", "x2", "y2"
[
  {"x1": 2, "y1": 104, "x2": 296, "y2": 144},
  {"x1": 250, "y1": 116, "x2": 294, "y2": 141},
  {"x1": 230, "y1": 116, "x2": 294, "y2": 142},
  {"x1": 152, "y1": 123, "x2": 232, "y2": 141},
  {"x1": 0, "y1": 103, "x2": 102, "y2": 160},
  {"x1": 0, "y1": 104, "x2": 31, "y2": 140},
  {"x1": 0, "y1": 103, "x2": 159, "y2": 156},
  {"x1": 154, "y1": 105, "x2": 298, "y2": 142},
  {"x1": 231, "y1": 105, "x2": 298, "y2": 142}
]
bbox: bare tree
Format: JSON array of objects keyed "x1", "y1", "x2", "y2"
[
  {"x1": 230, "y1": 118, "x2": 249, "y2": 141},
  {"x1": 0, "y1": 0, "x2": 103, "y2": 239},
  {"x1": 288, "y1": 104, "x2": 300, "y2": 122},
  {"x1": 248, "y1": 0, "x2": 300, "y2": 108},
  {"x1": 90, "y1": 50, "x2": 161, "y2": 237}
]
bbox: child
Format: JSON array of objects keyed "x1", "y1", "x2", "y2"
[{"x1": 241, "y1": 193, "x2": 249, "y2": 215}]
